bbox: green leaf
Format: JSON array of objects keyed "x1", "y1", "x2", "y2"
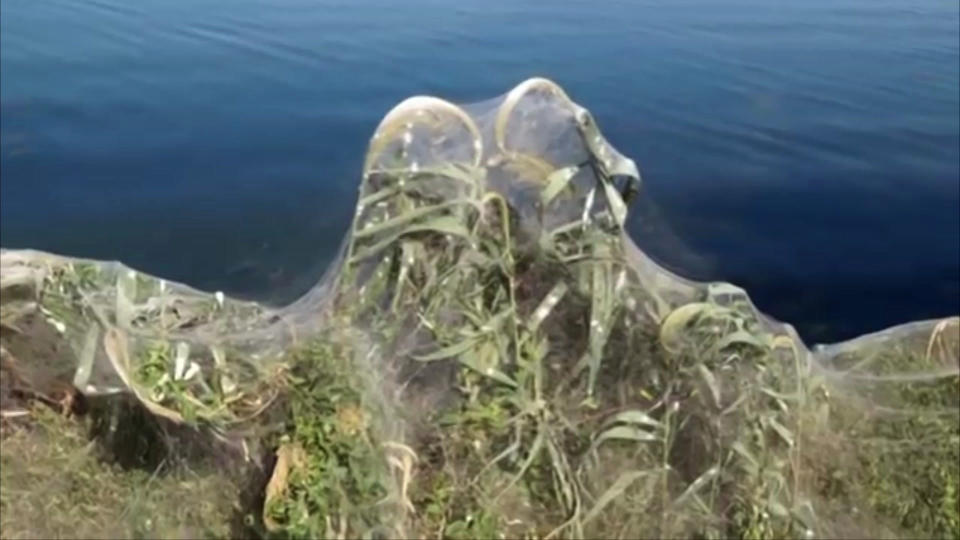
[
  {"x1": 697, "y1": 363, "x2": 722, "y2": 408},
  {"x1": 582, "y1": 259, "x2": 618, "y2": 395},
  {"x1": 768, "y1": 500, "x2": 790, "y2": 518},
  {"x1": 432, "y1": 163, "x2": 485, "y2": 189},
  {"x1": 712, "y1": 330, "x2": 769, "y2": 353},
  {"x1": 541, "y1": 166, "x2": 580, "y2": 206},
  {"x1": 527, "y1": 281, "x2": 568, "y2": 331},
  {"x1": 659, "y1": 302, "x2": 712, "y2": 354},
  {"x1": 759, "y1": 387, "x2": 799, "y2": 403},
  {"x1": 350, "y1": 216, "x2": 472, "y2": 262},
  {"x1": 730, "y1": 441, "x2": 759, "y2": 475},
  {"x1": 603, "y1": 409, "x2": 662, "y2": 430},
  {"x1": 582, "y1": 471, "x2": 652, "y2": 525},
  {"x1": 673, "y1": 466, "x2": 719, "y2": 507},
  {"x1": 353, "y1": 199, "x2": 471, "y2": 239},
  {"x1": 412, "y1": 337, "x2": 480, "y2": 362},
  {"x1": 459, "y1": 348, "x2": 517, "y2": 387},
  {"x1": 767, "y1": 417, "x2": 795, "y2": 447},
  {"x1": 721, "y1": 393, "x2": 749, "y2": 416},
  {"x1": 593, "y1": 425, "x2": 658, "y2": 448},
  {"x1": 391, "y1": 241, "x2": 418, "y2": 312}
]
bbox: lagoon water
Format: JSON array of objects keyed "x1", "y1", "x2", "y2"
[{"x1": 1, "y1": 0, "x2": 958, "y2": 342}]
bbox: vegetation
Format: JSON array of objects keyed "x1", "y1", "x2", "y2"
[
  {"x1": 1, "y1": 81, "x2": 957, "y2": 539},
  {"x1": 0, "y1": 403, "x2": 240, "y2": 539}
]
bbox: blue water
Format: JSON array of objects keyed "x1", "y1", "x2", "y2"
[{"x1": 1, "y1": 0, "x2": 958, "y2": 343}]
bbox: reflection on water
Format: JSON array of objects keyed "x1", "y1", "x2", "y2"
[{"x1": 1, "y1": 0, "x2": 958, "y2": 342}]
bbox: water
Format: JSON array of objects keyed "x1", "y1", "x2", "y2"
[{"x1": 1, "y1": 0, "x2": 957, "y2": 343}]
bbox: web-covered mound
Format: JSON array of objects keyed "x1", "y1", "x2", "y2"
[{"x1": 1, "y1": 78, "x2": 957, "y2": 539}]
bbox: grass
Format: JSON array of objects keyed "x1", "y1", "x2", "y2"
[
  {"x1": 0, "y1": 403, "x2": 241, "y2": 539},
  {"x1": 0, "y1": 79, "x2": 957, "y2": 539},
  {"x1": 801, "y1": 327, "x2": 960, "y2": 539}
]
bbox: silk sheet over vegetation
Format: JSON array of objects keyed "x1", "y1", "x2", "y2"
[{"x1": 1, "y1": 78, "x2": 958, "y2": 540}]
